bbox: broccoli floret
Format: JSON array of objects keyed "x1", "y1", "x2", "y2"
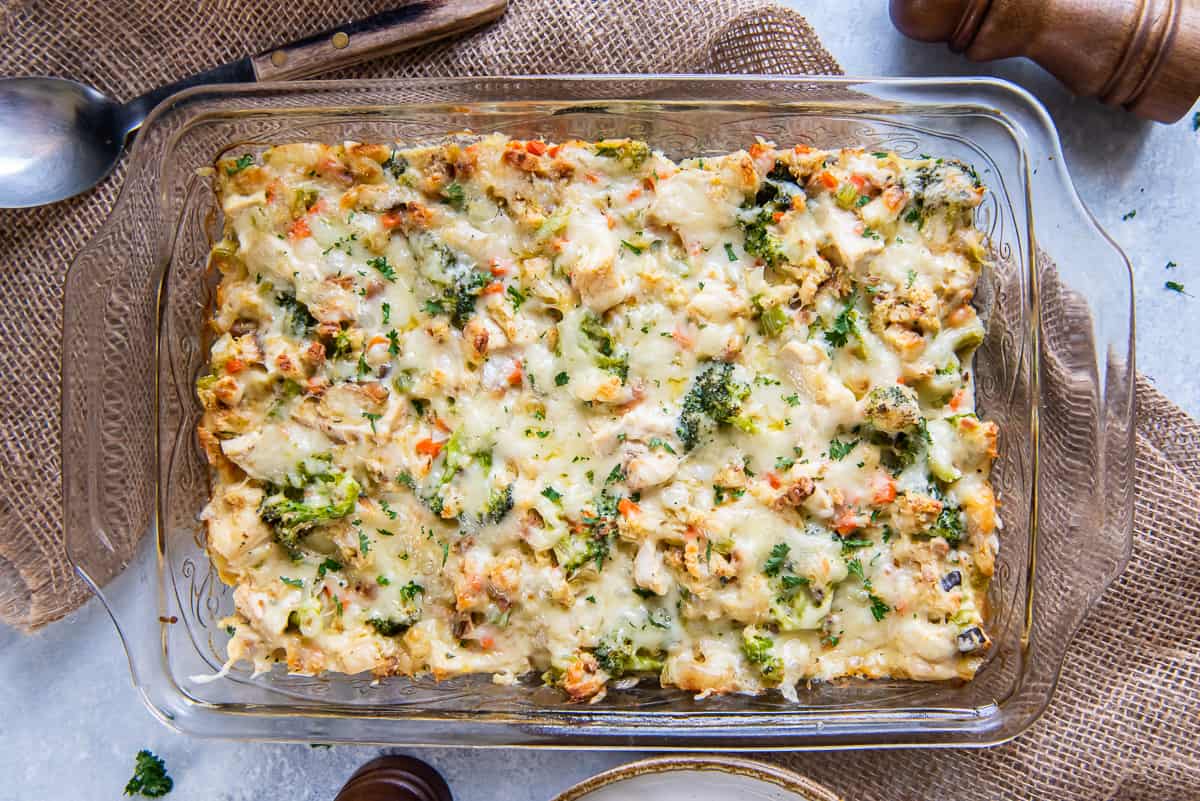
[
  {"x1": 922, "y1": 502, "x2": 965, "y2": 547},
  {"x1": 864, "y1": 384, "x2": 922, "y2": 435},
  {"x1": 124, "y1": 749, "x2": 172, "y2": 798},
  {"x1": 741, "y1": 628, "x2": 784, "y2": 682},
  {"x1": 867, "y1": 417, "x2": 931, "y2": 476},
  {"x1": 276, "y1": 292, "x2": 316, "y2": 336},
  {"x1": 260, "y1": 472, "x2": 360, "y2": 556},
  {"x1": 580, "y1": 312, "x2": 630, "y2": 382},
  {"x1": 594, "y1": 139, "x2": 651, "y2": 170},
  {"x1": 740, "y1": 208, "x2": 787, "y2": 268},
  {"x1": 593, "y1": 630, "x2": 665, "y2": 677},
  {"x1": 366, "y1": 615, "x2": 416, "y2": 637},
  {"x1": 553, "y1": 533, "x2": 608, "y2": 575},
  {"x1": 554, "y1": 491, "x2": 619, "y2": 574},
  {"x1": 481, "y1": 483, "x2": 514, "y2": 525},
  {"x1": 676, "y1": 362, "x2": 751, "y2": 451},
  {"x1": 445, "y1": 269, "x2": 491, "y2": 328}
]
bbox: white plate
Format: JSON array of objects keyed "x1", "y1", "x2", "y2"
[{"x1": 551, "y1": 756, "x2": 842, "y2": 801}]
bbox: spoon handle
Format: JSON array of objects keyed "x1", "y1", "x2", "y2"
[
  {"x1": 121, "y1": 0, "x2": 507, "y2": 139},
  {"x1": 251, "y1": 0, "x2": 507, "y2": 81}
]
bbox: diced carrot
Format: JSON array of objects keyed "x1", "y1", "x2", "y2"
[
  {"x1": 548, "y1": 144, "x2": 562, "y2": 158},
  {"x1": 288, "y1": 217, "x2": 311, "y2": 240},
  {"x1": 948, "y1": 305, "x2": 974, "y2": 326},
  {"x1": 896, "y1": 376, "x2": 907, "y2": 385},
  {"x1": 605, "y1": 214, "x2": 616, "y2": 229},
  {"x1": 835, "y1": 510, "x2": 860, "y2": 534},
  {"x1": 642, "y1": 177, "x2": 656, "y2": 191},
  {"x1": 766, "y1": 472, "x2": 782, "y2": 489},
  {"x1": 949, "y1": 388, "x2": 967, "y2": 411},
  {"x1": 849, "y1": 174, "x2": 867, "y2": 191},
  {"x1": 585, "y1": 172, "x2": 600, "y2": 184},
  {"x1": 671, "y1": 325, "x2": 694, "y2": 349},
  {"x1": 224, "y1": 357, "x2": 245, "y2": 374},
  {"x1": 480, "y1": 634, "x2": 496, "y2": 650},
  {"x1": 482, "y1": 281, "x2": 505, "y2": 295},
  {"x1": 367, "y1": 335, "x2": 389, "y2": 349},
  {"x1": 749, "y1": 142, "x2": 770, "y2": 158},
  {"x1": 794, "y1": 144, "x2": 812, "y2": 154},
  {"x1": 507, "y1": 363, "x2": 524, "y2": 386},
  {"x1": 819, "y1": 171, "x2": 839, "y2": 190},
  {"x1": 489, "y1": 259, "x2": 510, "y2": 277},
  {"x1": 882, "y1": 186, "x2": 906, "y2": 212},
  {"x1": 416, "y1": 438, "x2": 444, "y2": 458},
  {"x1": 618, "y1": 498, "x2": 640, "y2": 517},
  {"x1": 381, "y1": 211, "x2": 403, "y2": 229},
  {"x1": 434, "y1": 417, "x2": 452, "y2": 433},
  {"x1": 772, "y1": 210, "x2": 786, "y2": 223},
  {"x1": 626, "y1": 188, "x2": 642, "y2": 201},
  {"x1": 526, "y1": 140, "x2": 547, "y2": 156},
  {"x1": 872, "y1": 473, "x2": 897, "y2": 505}
]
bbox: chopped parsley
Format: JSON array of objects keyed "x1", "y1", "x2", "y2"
[
  {"x1": 368, "y1": 256, "x2": 397, "y2": 281},
  {"x1": 399, "y1": 581, "x2": 424, "y2": 601},
  {"x1": 647, "y1": 437, "x2": 677, "y2": 455},
  {"x1": 1166, "y1": 280, "x2": 1186, "y2": 294},
  {"x1": 823, "y1": 295, "x2": 860, "y2": 349},
  {"x1": 713, "y1": 485, "x2": 745, "y2": 505},
  {"x1": 280, "y1": 576, "x2": 303, "y2": 588},
  {"x1": 377, "y1": 575, "x2": 391, "y2": 586},
  {"x1": 782, "y1": 392, "x2": 801, "y2": 407},
  {"x1": 828, "y1": 437, "x2": 859, "y2": 460},
  {"x1": 763, "y1": 542, "x2": 790, "y2": 576},
  {"x1": 1122, "y1": 209, "x2": 1136, "y2": 221},
  {"x1": 124, "y1": 750, "x2": 173, "y2": 798},
  {"x1": 724, "y1": 242, "x2": 738, "y2": 261},
  {"x1": 316, "y1": 558, "x2": 342, "y2": 579},
  {"x1": 620, "y1": 239, "x2": 645, "y2": 255},
  {"x1": 386, "y1": 329, "x2": 400, "y2": 356},
  {"x1": 358, "y1": 531, "x2": 370, "y2": 555},
  {"x1": 541, "y1": 486, "x2": 563, "y2": 503},
  {"x1": 225, "y1": 154, "x2": 254, "y2": 175},
  {"x1": 362, "y1": 411, "x2": 382, "y2": 433},
  {"x1": 554, "y1": 371, "x2": 570, "y2": 386},
  {"x1": 507, "y1": 284, "x2": 526, "y2": 311},
  {"x1": 381, "y1": 301, "x2": 391, "y2": 324},
  {"x1": 442, "y1": 181, "x2": 466, "y2": 210}
]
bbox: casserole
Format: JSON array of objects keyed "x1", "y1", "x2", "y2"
[{"x1": 61, "y1": 75, "x2": 1134, "y2": 747}]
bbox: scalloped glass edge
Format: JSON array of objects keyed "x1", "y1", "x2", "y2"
[{"x1": 60, "y1": 75, "x2": 1135, "y2": 749}]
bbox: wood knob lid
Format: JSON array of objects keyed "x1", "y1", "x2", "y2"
[
  {"x1": 890, "y1": 0, "x2": 1200, "y2": 123},
  {"x1": 333, "y1": 755, "x2": 453, "y2": 801}
]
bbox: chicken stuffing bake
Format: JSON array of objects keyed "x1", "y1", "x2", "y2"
[{"x1": 197, "y1": 134, "x2": 1000, "y2": 702}]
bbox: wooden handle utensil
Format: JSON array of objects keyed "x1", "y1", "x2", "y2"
[{"x1": 890, "y1": 0, "x2": 1200, "y2": 123}]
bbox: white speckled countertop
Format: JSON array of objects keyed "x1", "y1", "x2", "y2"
[{"x1": 5, "y1": 3, "x2": 1198, "y2": 799}]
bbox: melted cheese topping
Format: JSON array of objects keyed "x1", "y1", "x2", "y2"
[{"x1": 198, "y1": 135, "x2": 1000, "y2": 700}]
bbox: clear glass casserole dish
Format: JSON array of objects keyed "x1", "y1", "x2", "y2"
[{"x1": 61, "y1": 76, "x2": 1135, "y2": 748}]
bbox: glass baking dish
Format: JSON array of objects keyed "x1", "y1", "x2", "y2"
[{"x1": 61, "y1": 76, "x2": 1135, "y2": 748}]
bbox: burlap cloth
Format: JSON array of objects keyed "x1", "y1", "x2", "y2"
[{"x1": 1, "y1": 0, "x2": 1196, "y2": 797}]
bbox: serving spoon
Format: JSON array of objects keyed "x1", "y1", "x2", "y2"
[{"x1": 0, "y1": 0, "x2": 507, "y2": 208}]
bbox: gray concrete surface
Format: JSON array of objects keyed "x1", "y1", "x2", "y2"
[{"x1": 4, "y1": 3, "x2": 1197, "y2": 799}]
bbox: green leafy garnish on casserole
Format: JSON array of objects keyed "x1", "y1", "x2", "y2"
[{"x1": 198, "y1": 136, "x2": 999, "y2": 700}]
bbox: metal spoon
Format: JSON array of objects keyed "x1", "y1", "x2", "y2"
[{"x1": 0, "y1": 0, "x2": 507, "y2": 208}]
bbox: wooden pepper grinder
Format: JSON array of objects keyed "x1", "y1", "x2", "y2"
[
  {"x1": 333, "y1": 755, "x2": 453, "y2": 801},
  {"x1": 890, "y1": 0, "x2": 1200, "y2": 123}
]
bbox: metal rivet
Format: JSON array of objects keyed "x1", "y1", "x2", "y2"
[
  {"x1": 331, "y1": 31, "x2": 350, "y2": 49},
  {"x1": 270, "y1": 50, "x2": 288, "y2": 67}
]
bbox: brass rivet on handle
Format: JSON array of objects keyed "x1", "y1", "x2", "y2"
[
  {"x1": 331, "y1": 31, "x2": 350, "y2": 49},
  {"x1": 270, "y1": 50, "x2": 287, "y2": 67}
]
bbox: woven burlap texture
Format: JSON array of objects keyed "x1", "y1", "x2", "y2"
[{"x1": 1, "y1": 1, "x2": 1196, "y2": 799}]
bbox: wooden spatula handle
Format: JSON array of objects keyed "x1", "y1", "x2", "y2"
[
  {"x1": 890, "y1": 0, "x2": 1200, "y2": 123},
  {"x1": 251, "y1": 0, "x2": 508, "y2": 81}
]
